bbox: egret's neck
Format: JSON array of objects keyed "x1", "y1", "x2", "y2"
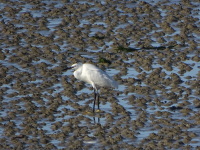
[{"x1": 73, "y1": 68, "x2": 82, "y2": 80}]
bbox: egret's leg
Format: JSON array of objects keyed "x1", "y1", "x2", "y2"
[
  {"x1": 97, "y1": 92, "x2": 100, "y2": 110},
  {"x1": 93, "y1": 89, "x2": 96, "y2": 112}
]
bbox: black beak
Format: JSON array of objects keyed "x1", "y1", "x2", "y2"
[{"x1": 62, "y1": 66, "x2": 73, "y2": 71}]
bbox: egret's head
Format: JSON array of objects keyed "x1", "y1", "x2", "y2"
[
  {"x1": 71, "y1": 63, "x2": 82, "y2": 70},
  {"x1": 63, "y1": 63, "x2": 83, "y2": 71}
]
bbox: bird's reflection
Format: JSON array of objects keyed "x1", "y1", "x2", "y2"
[
  {"x1": 93, "y1": 116, "x2": 100, "y2": 124},
  {"x1": 93, "y1": 113, "x2": 104, "y2": 124}
]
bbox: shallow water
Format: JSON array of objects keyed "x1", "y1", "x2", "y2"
[{"x1": 0, "y1": 0, "x2": 200, "y2": 149}]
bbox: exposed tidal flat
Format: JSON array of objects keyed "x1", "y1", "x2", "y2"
[{"x1": 0, "y1": 0, "x2": 199, "y2": 149}]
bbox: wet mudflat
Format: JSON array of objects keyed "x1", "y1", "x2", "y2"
[{"x1": 0, "y1": 0, "x2": 200, "y2": 149}]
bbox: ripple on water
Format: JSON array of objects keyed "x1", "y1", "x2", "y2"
[{"x1": 0, "y1": 0, "x2": 200, "y2": 149}]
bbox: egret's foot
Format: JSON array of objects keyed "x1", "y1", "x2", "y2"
[
  {"x1": 82, "y1": 110, "x2": 93, "y2": 115},
  {"x1": 87, "y1": 111, "x2": 93, "y2": 115},
  {"x1": 95, "y1": 109, "x2": 101, "y2": 113}
]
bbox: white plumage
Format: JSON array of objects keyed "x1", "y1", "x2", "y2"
[{"x1": 66, "y1": 63, "x2": 118, "y2": 112}]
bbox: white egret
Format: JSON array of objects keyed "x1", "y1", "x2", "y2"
[{"x1": 63, "y1": 63, "x2": 118, "y2": 112}]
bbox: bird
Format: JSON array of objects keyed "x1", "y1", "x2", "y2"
[{"x1": 63, "y1": 63, "x2": 118, "y2": 112}]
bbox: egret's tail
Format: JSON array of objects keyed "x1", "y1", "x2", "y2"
[{"x1": 111, "y1": 80, "x2": 118, "y2": 89}]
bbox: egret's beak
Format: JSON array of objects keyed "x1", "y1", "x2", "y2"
[{"x1": 62, "y1": 66, "x2": 73, "y2": 71}]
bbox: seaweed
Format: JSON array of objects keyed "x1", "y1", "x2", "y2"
[
  {"x1": 115, "y1": 45, "x2": 176, "y2": 52},
  {"x1": 98, "y1": 57, "x2": 111, "y2": 64}
]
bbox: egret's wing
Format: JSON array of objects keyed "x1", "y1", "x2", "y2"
[{"x1": 86, "y1": 67, "x2": 118, "y2": 88}]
